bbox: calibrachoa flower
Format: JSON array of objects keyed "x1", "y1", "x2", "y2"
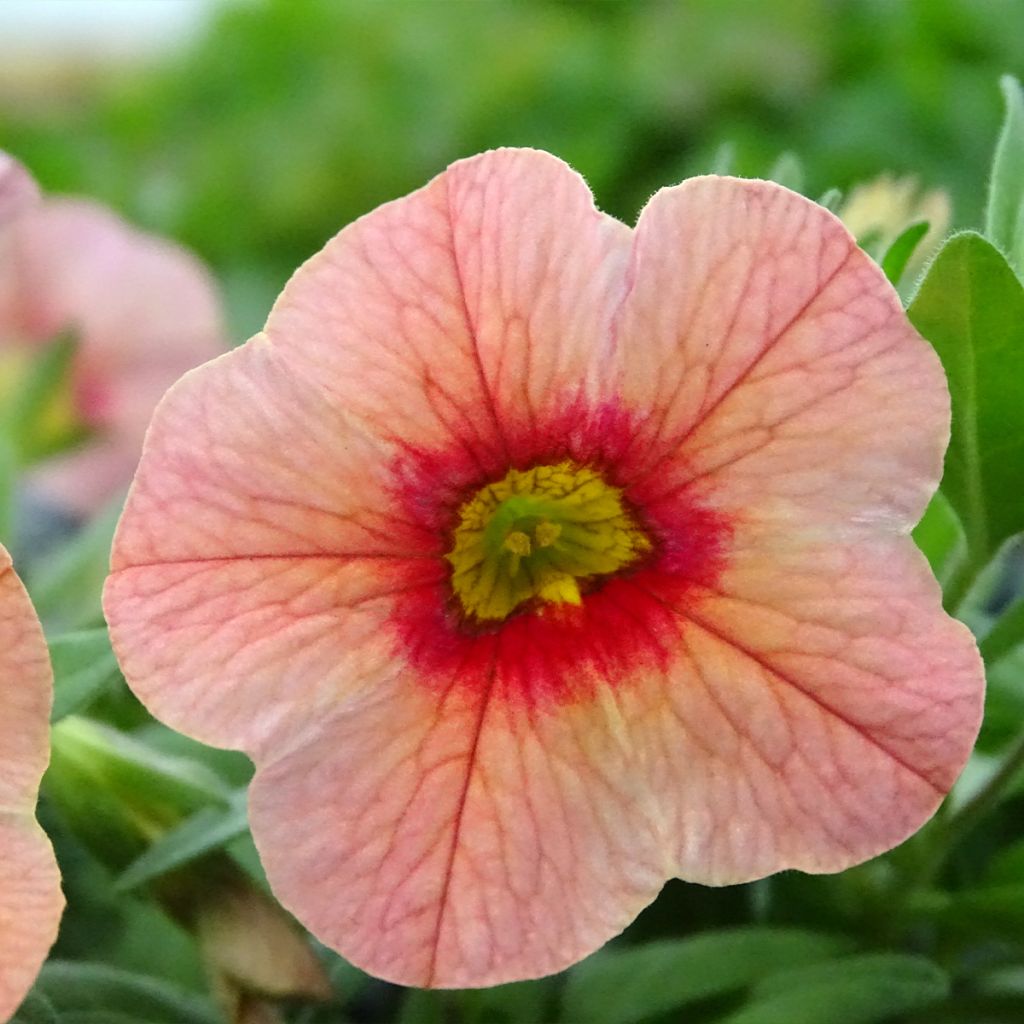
[
  {"x1": 105, "y1": 149, "x2": 984, "y2": 988},
  {"x1": 0, "y1": 153, "x2": 225, "y2": 514}
]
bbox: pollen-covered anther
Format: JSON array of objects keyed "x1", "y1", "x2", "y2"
[{"x1": 446, "y1": 460, "x2": 651, "y2": 622}]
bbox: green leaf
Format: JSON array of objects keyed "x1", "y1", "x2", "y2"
[
  {"x1": 49, "y1": 627, "x2": 122, "y2": 721},
  {"x1": 912, "y1": 490, "x2": 962, "y2": 579},
  {"x1": 880, "y1": 220, "x2": 929, "y2": 287},
  {"x1": 767, "y1": 151, "x2": 804, "y2": 194},
  {"x1": 398, "y1": 990, "x2": 446, "y2": 1024},
  {"x1": 722, "y1": 954, "x2": 949, "y2": 1024},
  {"x1": 817, "y1": 187, "x2": 842, "y2": 213},
  {"x1": 561, "y1": 928, "x2": 849, "y2": 1024},
  {"x1": 34, "y1": 962, "x2": 220, "y2": 1024},
  {"x1": 979, "y1": 595, "x2": 1024, "y2": 666},
  {"x1": 11, "y1": 990, "x2": 58, "y2": 1024},
  {"x1": 915, "y1": 885, "x2": 1024, "y2": 945},
  {"x1": 986, "y1": 75, "x2": 1024, "y2": 275},
  {"x1": 710, "y1": 141, "x2": 736, "y2": 176},
  {"x1": 907, "y1": 232, "x2": 1024, "y2": 566},
  {"x1": 30, "y1": 496, "x2": 122, "y2": 630},
  {"x1": 45, "y1": 717, "x2": 232, "y2": 870},
  {"x1": 116, "y1": 787, "x2": 250, "y2": 891},
  {"x1": 457, "y1": 979, "x2": 555, "y2": 1024}
]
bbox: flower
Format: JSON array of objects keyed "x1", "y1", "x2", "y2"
[
  {"x1": 0, "y1": 152, "x2": 225, "y2": 514},
  {"x1": 104, "y1": 149, "x2": 984, "y2": 988}
]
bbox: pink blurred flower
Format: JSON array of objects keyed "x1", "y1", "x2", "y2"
[
  {"x1": 105, "y1": 150, "x2": 983, "y2": 987},
  {"x1": 0, "y1": 152, "x2": 225, "y2": 514}
]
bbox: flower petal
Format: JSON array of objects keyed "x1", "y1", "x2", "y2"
[
  {"x1": 106, "y1": 341, "x2": 448, "y2": 753},
  {"x1": 618, "y1": 177, "x2": 946, "y2": 530},
  {"x1": 0, "y1": 198, "x2": 224, "y2": 513},
  {"x1": 0, "y1": 551, "x2": 63, "y2": 1019},
  {"x1": 249, "y1": 668, "x2": 668, "y2": 988},
  {"x1": 626, "y1": 528, "x2": 981, "y2": 883},
  {"x1": 0, "y1": 152, "x2": 39, "y2": 225},
  {"x1": 0, "y1": 556, "x2": 53, "y2": 813},
  {"x1": 264, "y1": 148, "x2": 631, "y2": 461}
]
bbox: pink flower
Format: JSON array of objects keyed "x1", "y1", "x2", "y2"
[
  {"x1": 104, "y1": 150, "x2": 984, "y2": 987},
  {"x1": 0, "y1": 153, "x2": 225, "y2": 514}
]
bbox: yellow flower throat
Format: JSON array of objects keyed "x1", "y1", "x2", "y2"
[{"x1": 446, "y1": 461, "x2": 651, "y2": 621}]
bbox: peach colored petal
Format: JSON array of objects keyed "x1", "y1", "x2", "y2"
[
  {"x1": 624, "y1": 528, "x2": 981, "y2": 884},
  {"x1": 0, "y1": 550, "x2": 63, "y2": 1020},
  {"x1": 617, "y1": 177, "x2": 947, "y2": 530},
  {"x1": 0, "y1": 153, "x2": 39, "y2": 225},
  {"x1": 106, "y1": 340, "x2": 445, "y2": 754},
  {"x1": 0, "y1": 197, "x2": 225, "y2": 514},
  {"x1": 249, "y1": 672, "x2": 668, "y2": 988},
  {"x1": 264, "y1": 148, "x2": 631, "y2": 459}
]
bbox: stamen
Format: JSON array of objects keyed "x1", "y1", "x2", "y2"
[{"x1": 446, "y1": 461, "x2": 651, "y2": 621}]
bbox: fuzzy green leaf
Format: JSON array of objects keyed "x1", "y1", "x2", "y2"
[
  {"x1": 986, "y1": 75, "x2": 1024, "y2": 274},
  {"x1": 880, "y1": 219, "x2": 929, "y2": 287},
  {"x1": 907, "y1": 232, "x2": 1024, "y2": 564}
]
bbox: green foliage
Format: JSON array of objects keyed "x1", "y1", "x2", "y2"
[
  {"x1": 116, "y1": 789, "x2": 249, "y2": 892},
  {"x1": 561, "y1": 928, "x2": 851, "y2": 1024},
  {"x1": 49, "y1": 628, "x2": 122, "y2": 722},
  {"x1": 29, "y1": 499, "x2": 122, "y2": 631},
  {"x1": 10, "y1": 991, "x2": 58, "y2": 1024},
  {"x1": 881, "y1": 220, "x2": 930, "y2": 286},
  {"x1": 908, "y1": 232, "x2": 1024, "y2": 568},
  {"x1": 720, "y1": 954, "x2": 949, "y2": 1024},
  {"x1": 29, "y1": 963, "x2": 220, "y2": 1024},
  {"x1": 912, "y1": 491, "x2": 962, "y2": 579},
  {"x1": 986, "y1": 75, "x2": 1024, "y2": 274}
]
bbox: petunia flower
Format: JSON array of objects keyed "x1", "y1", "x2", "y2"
[
  {"x1": 104, "y1": 149, "x2": 984, "y2": 988},
  {"x1": 0, "y1": 153, "x2": 225, "y2": 515}
]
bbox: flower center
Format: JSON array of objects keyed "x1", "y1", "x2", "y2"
[{"x1": 446, "y1": 461, "x2": 652, "y2": 622}]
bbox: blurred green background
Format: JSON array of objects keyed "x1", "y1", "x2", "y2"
[
  {"x1": 4, "y1": 0, "x2": 1022, "y2": 342},
  {"x1": 4, "y1": 2, "x2": 1024, "y2": 1023}
]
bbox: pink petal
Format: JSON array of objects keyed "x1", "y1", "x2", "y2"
[
  {"x1": 249, "y1": 673, "x2": 667, "y2": 988},
  {"x1": 0, "y1": 198, "x2": 225, "y2": 514},
  {"x1": 623, "y1": 528, "x2": 981, "y2": 884},
  {"x1": 617, "y1": 177, "x2": 948, "y2": 529},
  {"x1": 0, "y1": 551, "x2": 63, "y2": 1019},
  {"x1": 265, "y1": 148, "x2": 631, "y2": 461},
  {"x1": 0, "y1": 152, "x2": 39, "y2": 226},
  {"x1": 106, "y1": 341, "x2": 444, "y2": 754}
]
